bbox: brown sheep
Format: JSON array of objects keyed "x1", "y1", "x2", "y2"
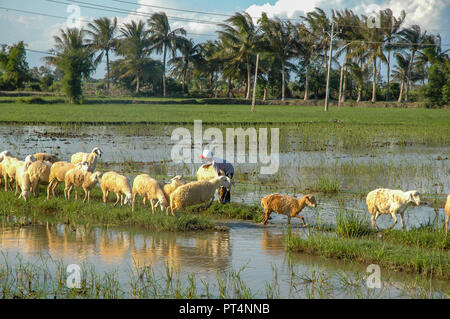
[
  {"x1": 33, "y1": 153, "x2": 60, "y2": 163},
  {"x1": 64, "y1": 167, "x2": 102, "y2": 202},
  {"x1": 27, "y1": 160, "x2": 52, "y2": 197},
  {"x1": 261, "y1": 193, "x2": 318, "y2": 226},
  {"x1": 445, "y1": 194, "x2": 450, "y2": 236},
  {"x1": 47, "y1": 161, "x2": 88, "y2": 199}
]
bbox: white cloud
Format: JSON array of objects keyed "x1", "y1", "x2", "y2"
[{"x1": 245, "y1": 0, "x2": 323, "y2": 20}]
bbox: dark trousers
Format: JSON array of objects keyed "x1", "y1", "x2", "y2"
[{"x1": 219, "y1": 173, "x2": 233, "y2": 204}]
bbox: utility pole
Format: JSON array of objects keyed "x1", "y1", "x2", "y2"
[
  {"x1": 251, "y1": 53, "x2": 259, "y2": 113},
  {"x1": 324, "y1": 22, "x2": 338, "y2": 112}
]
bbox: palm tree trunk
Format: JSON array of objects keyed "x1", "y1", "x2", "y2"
[
  {"x1": 246, "y1": 58, "x2": 251, "y2": 99},
  {"x1": 341, "y1": 71, "x2": 347, "y2": 103},
  {"x1": 263, "y1": 88, "x2": 267, "y2": 101},
  {"x1": 338, "y1": 65, "x2": 343, "y2": 108},
  {"x1": 281, "y1": 60, "x2": 285, "y2": 101},
  {"x1": 163, "y1": 43, "x2": 167, "y2": 97},
  {"x1": 386, "y1": 47, "x2": 391, "y2": 101},
  {"x1": 304, "y1": 64, "x2": 309, "y2": 101},
  {"x1": 398, "y1": 78, "x2": 404, "y2": 104},
  {"x1": 405, "y1": 51, "x2": 416, "y2": 102},
  {"x1": 106, "y1": 50, "x2": 110, "y2": 92},
  {"x1": 357, "y1": 84, "x2": 361, "y2": 103},
  {"x1": 371, "y1": 58, "x2": 377, "y2": 103},
  {"x1": 136, "y1": 74, "x2": 140, "y2": 94}
]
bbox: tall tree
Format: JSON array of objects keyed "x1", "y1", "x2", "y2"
[
  {"x1": 44, "y1": 28, "x2": 94, "y2": 103},
  {"x1": 168, "y1": 38, "x2": 201, "y2": 94},
  {"x1": 0, "y1": 41, "x2": 30, "y2": 90},
  {"x1": 116, "y1": 20, "x2": 151, "y2": 93},
  {"x1": 148, "y1": 12, "x2": 186, "y2": 97},
  {"x1": 398, "y1": 24, "x2": 429, "y2": 101},
  {"x1": 217, "y1": 12, "x2": 260, "y2": 99},
  {"x1": 392, "y1": 52, "x2": 410, "y2": 103},
  {"x1": 381, "y1": 9, "x2": 405, "y2": 101},
  {"x1": 259, "y1": 13, "x2": 296, "y2": 101},
  {"x1": 85, "y1": 17, "x2": 118, "y2": 91}
]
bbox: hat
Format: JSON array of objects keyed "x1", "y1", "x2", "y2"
[{"x1": 200, "y1": 149, "x2": 214, "y2": 160}]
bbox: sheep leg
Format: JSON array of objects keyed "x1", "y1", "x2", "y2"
[
  {"x1": 295, "y1": 215, "x2": 307, "y2": 226},
  {"x1": 389, "y1": 212, "x2": 398, "y2": 229},
  {"x1": 4, "y1": 174, "x2": 9, "y2": 191},
  {"x1": 120, "y1": 194, "x2": 124, "y2": 207},
  {"x1": 262, "y1": 210, "x2": 271, "y2": 225},
  {"x1": 83, "y1": 188, "x2": 88, "y2": 203},
  {"x1": 46, "y1": 181, "x2": 53, "y2": 200},
  {"x1": 399, "y1": 213, "x2": 406, "y2": 229},
  {"x1": 33, "y1": 180, "x2": 39, "y2": 197},
  {"x1": 445, "y1": 215, "x2": 449, "y2": 236},
  {"x1": 371, "y1": 210, "x2": 380, "y2": 230},
  {"x1": 113, "y1": 193, "x2": 120, "y2": 207},
  {"x1": 150, "y1": 199, "x2": 155, "y2": 214},
  {"x1": 102, "y1": 190, "x2": 109, "y2": 204}
]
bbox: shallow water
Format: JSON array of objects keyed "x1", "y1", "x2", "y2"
[
  {"x1": 0, "y1": 123, "x2": 448, "y2": 298},
  {"x1": 0, "y1": 222, "x2": 447, "y2": 298}
]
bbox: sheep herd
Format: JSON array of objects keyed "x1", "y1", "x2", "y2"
[{"x1": 0, "y1": 147, "x2": 449, "y2": 235}]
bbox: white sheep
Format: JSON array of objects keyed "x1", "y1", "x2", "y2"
[
  {"x1": 100, "y1": 171, "x2": 132, "y2": 207},
  {"x1": 47, "y1": 161, "x2": 89, "y2": 199},
  {"x1": 71, "y1": 147, "x2": 103, "y2": 172},
  {"x1": 15, "y1": 162, "x2": 31, "y2": 201},
  {"x1": 27, "y1": 160, "x2": 52, "y2": 197},
  {"x1": 366, "y1": 188, "x2": 421, "y2": 230},
  {"x1": 64, "y1": 167, "x2": 102, "y2": 202},
  {"x1": 132, "y1": 174, "x2": 169, "y2": 213},
  {"x1": 169, "y1": 176, "x2": 232, "y2": 215},
  {"x1": 0, "y1": 154, "x2": 21, "y2": 191}
]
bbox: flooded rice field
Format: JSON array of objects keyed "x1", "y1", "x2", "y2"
[{"x1": 0, "y1": 123, "x2": 449, "y2": 298}]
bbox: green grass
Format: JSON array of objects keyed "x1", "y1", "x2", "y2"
[
  {"x1": 0, "y1": 102, "x2": 449, "y2": 126},
  {"x1": 286, "y1": 231, "x2": 449, "y2": 279},
  {"x1": 0, "y1": 185, "x2": 261, "y2": 231}
]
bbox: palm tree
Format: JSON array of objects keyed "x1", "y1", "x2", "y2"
[
  {"x1": 361, "y1": 12, "x2": 387, "y2": 103},
  {"x1": 301, "y1": 8, "x2": 331, "y2": 71},
  {"x1": 44, "y1": 28, "x2": 95, "y2": 103},
  {"x1": 85, "y1": 17, "x2": 118, "y2": 91},
  {"x1": 148, "y1": 12, "x2": 186, "y2": 97},
  {"x1": 392, "y1": 52, "x2": 410, "y2": 103},
  {"x1": 116, "y1": 20, "x2": 151, "y2": 93},
  {"x1": 292, "y1": 23, "x2": 317, "y2": 100},
  {"x1": 217, "y1": 12, "x2": 260, "y2": 99},
  {"x1": 381, "y1": 9, "x2": 405, "y2": 100},
  {"x1": 259, "y1": 13, "x2": 296, "y2": 101},
  {"x1": 398, "y1": 24, "x2": 429, "y2": 101},
  {"x1": 168, "y1": 38, "x2": 201, "y2": 94}
]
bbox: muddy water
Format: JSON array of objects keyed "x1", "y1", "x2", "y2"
[
  {"x1": 0, "y1": 124, "x2": 448, "y2": 229},
  {"x1": 0, "y1": 222, "x2": 447, "y2": 298},
  {"x1": 0, "y1": 124, "x2": 449, "y2": 297}
]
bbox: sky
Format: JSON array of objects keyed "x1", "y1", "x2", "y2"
[{"x1": 0, "y1": 0, "x2": 449, "y2": 79}]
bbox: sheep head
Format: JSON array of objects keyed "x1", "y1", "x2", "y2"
[
  {"x1": 155, "y1": 198, "x2": 169, "y2": 212},
  {"x1": 91, "y1": 171, "x2": 103, "y2": 183},
  {"x1": 407, "y1": 191, "x2": 420, "y2": 206},
  {"x1": 24, "y1": 155, "x2": 36, "y2": 168},
  {"x1": 19, "y1": 190, "x2": 30, "y2": 202},
  {"x1": 304, "y1": 194, "x2": 318, "y2": 208},
  {"x1": 92, "y1": 147, "x2": 103, "y2": 156},
  {"x1": 123, "y1": 193, "x2": 132, "y2": 206}
]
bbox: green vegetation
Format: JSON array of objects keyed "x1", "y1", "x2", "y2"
[
  {"x1": 2, "y1": 8, "x2": 449, "y2": 107},
  {"x1": 0, "y1": 102, "x2": 448, "y2": 127},
  {"x1": 285, "y1": 212, "x2": 450, "y2": 279}
]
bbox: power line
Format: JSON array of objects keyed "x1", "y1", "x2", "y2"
[
  {"x1": 0, "y1": 6, "x2": 217, "y2": 37},
  {"x1": 1, "y1": 42, "x2": 55, "y2": 55},
  {"x1": 1, "y1": 4, "x2": 449, "y2": 48},
  {"x1": 45, "y1": 0, "x2": 225, "y2": 26}
]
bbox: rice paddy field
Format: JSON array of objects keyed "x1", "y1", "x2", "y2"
[{"x1": 0, "y1": 101, "x2": 449, "y2": 299}]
